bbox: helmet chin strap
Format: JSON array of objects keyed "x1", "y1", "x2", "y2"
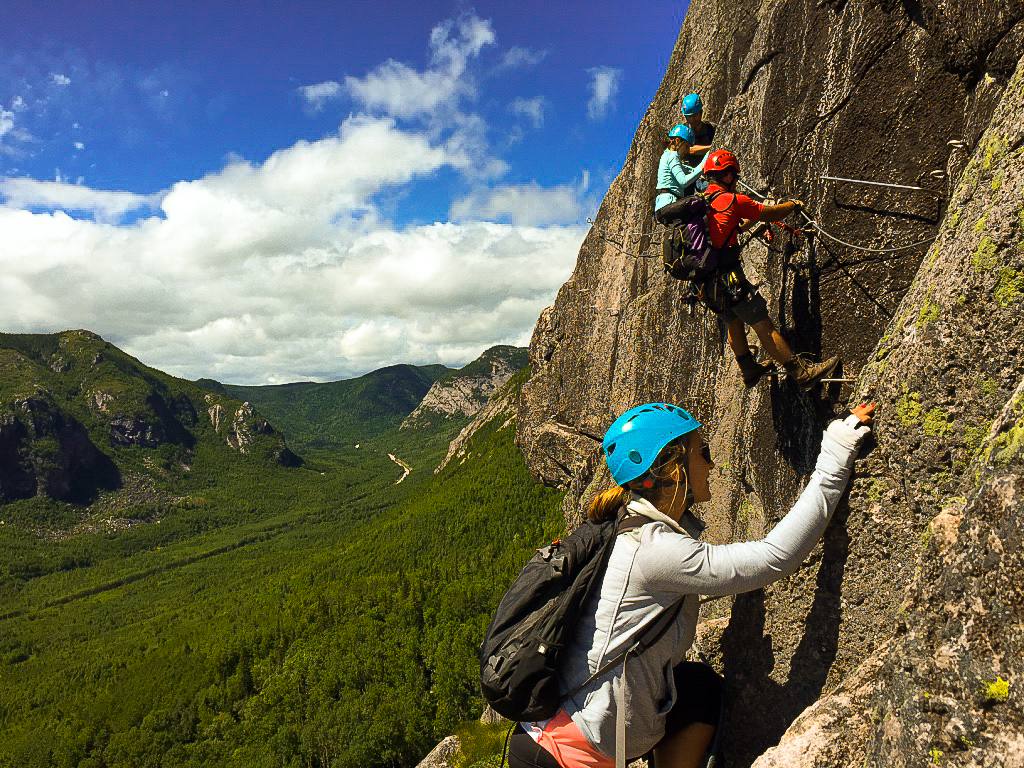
[{"x1": 637, "y1": 463, "x2": 695, "y2": 511}]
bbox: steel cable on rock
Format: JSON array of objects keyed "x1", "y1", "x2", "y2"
[
  {"x1": 737, "y1": 179, "x2": 938, "y2": 256},
  {"x1": 585, "y1": 217, "x2": 663, "y2": 260}
]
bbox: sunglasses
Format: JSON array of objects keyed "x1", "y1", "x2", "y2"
[{"x1": 697, "y1": 443, "x2": 712, "y2": 464}]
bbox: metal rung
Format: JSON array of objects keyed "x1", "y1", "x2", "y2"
[{"x1": 758, "y1": 372, "x2": 854, "y2": 383}]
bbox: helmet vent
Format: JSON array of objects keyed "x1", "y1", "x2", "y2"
[{"x1": 628, "y1": 450, "x2": 643, "y2": 464}]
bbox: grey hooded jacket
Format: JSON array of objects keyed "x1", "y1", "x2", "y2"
[{"x1": 557, "y1": 417, "x2": 866, "y2": 760}]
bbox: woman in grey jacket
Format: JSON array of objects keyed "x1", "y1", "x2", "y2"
[{"x1": 508, "y1": 401, "x2": 874, "y2": 768}]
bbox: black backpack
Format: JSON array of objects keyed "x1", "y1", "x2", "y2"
[
  {"x1": 480, "y1": 514, "x2": 679, "y2": 721},
  {"x1": 661, "y1": 191, "x2": 732, "y2": 282}
]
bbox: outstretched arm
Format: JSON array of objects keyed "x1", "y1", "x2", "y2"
[
  {"x1": 652, "y1": 406, "x2": 874, "y2": 597},
  {"x1": 667, "y1": 151, "x2": 704, "y2": 191},
  {"x1": 759, "y1": 199, "x2": 804, "y2": 223}
]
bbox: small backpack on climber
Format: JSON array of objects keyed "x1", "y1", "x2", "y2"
[
  {"x1": 480, "y1": 514, "x2": 683, "y2": 722},
  {"x1": 660, "y1": 189, "x2": 732, "y2": 282}
]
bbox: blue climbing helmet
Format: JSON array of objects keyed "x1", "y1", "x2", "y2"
[
  {"x1": 668, "y1": 124, "x2": 695, "y2": 144},
  {"x1": 681, "y1": 93, "x2": 703, "y2": 116},
  {"x1": 602, "y1": 403, "x2": 701, "y2": 486}
]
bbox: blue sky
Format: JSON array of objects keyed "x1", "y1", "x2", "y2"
[{"x1": 1, "y1": 1, "x2": 688, "y2": 384}]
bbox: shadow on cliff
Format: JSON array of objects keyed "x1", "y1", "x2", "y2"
[
  {"x1": 770, "y1": 229, "x2": 879, "y2": 474},
  {"x1": 717, "y1": 494, "x2": 853, "y2": 766}
]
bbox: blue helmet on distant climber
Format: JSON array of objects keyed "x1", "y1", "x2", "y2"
[
  {"x1": 668, "y1": 124, "x2": 696, "y2": 143},
  {"x1": 602, "y1": 403, "x2": 701, "y2": 486},
  {"x1": 681, "y1": 93, "x2": 703, "y2": 116}
]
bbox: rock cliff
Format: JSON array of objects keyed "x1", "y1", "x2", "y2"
[
  {"x1": 515, "y1": 0, "x2": 1024, "y2": 765},
  {"x1": 401, "y1": 345, "x2": 527, "y2": 430},
  {"x1": 0, "y1": 330, "x2": 300, "y2": 510}
]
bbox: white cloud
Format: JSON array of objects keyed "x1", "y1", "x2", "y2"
[
  {"x1": 0, "y1": 13, "x2": 596, "y2": 385},
  {"x1": 344, "y1": 13, "x2": 495, "y2": 119},
  {"x1": 509, "y1": 97, "x2": 545, "y2": 128},
  {"x1": 0, "y1": 113, "x2": 584, "y2": 384},
  {"x1": 449, "y1": 176, "x2": 589, "y2": 227},
  {"x1": 50, "y1": 73, "x2": 72, "y2": 86},
  {"x1": 498, "y1": 47, "x2": 547, "y2": 71},
  {"x1": 587, "y1": 66, "x2": 622, "y2": 120},
  {"x1": 0, "y1": 109, "x2": 13, "y2": 140},
  {"x1": 298, "y1": 80, "x2": 343, "y2": 112},
  {"x1": 0, "y1": 178, "x2": 158, "y2": 223}
]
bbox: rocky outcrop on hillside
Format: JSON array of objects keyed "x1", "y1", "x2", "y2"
[
  {"x1": 204, "y1": 396, "x2": 300, "y2": 466},
  {"x1": 515, "y1": 0, "x2": 1024, "y2": 765},
  {"x1": 414, "y1": 735, "x2": 460, "y2": 768},
  {"x1": 402, "y1": 346, "x2": 527, "y2": 430},
  {"x1": 0, "y1": 394, "x2": 118, "y2": 504},
  {"x1": 0, "y1": 331, "x2": 301, "y2": 511},
  {"x1": 435, "y1": 385, "x2": 518, "y2": 474}
]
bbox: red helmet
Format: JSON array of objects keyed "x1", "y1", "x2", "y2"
[{"x1": 704, "y1": 149, "x2": 741, "y2": 175}]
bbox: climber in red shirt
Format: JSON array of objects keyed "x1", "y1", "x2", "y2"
[{"x1": 698, "y1": 149, "x2": 839, "y2": 389}]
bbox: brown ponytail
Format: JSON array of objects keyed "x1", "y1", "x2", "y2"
[{"x1": 587, "y1": 486, "x2": 630, "y2": 522}]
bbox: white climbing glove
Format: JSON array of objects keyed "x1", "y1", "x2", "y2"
[{"x1": 825, "y1": 407, "x2": 874, "y2": 452}]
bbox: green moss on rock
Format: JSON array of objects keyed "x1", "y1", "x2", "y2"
[
  {"x1": 923, "y1": 408, "x2": 953, "y2": 438},
  {"x1": 983, "y1": 134, "x2": 1008, "y2": 171},
  {"x1": 965, "y1": 422, "x2": 991, "y2": 456},
  {"x1": 973, "y1": 238, "x2": 999, "y2": 271},
  {"x1": 917, "y1": 296, "x2": 941, "y2": 327},
  {"x1": 986, "y1": 416, "x2": 1024, "y2": 466},
  {"x1": 983, "y1": 677, "x2": 1010, "y2": 702},
  {"x1": 994, "y1": 268, "x2": 1024, "y2": 307},
  {"x1": 898, "y1": 389, "x2": 921, "y2": 426}
]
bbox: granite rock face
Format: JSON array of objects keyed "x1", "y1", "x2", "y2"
[
  {"x1": 401, "y1": 346, "x2": 527, "y2": 430},
  {"x1": 751, "y1": 53, "x2": 1024, "y2": 768},
  {"x1": 515, "y1": 1, "x2": 1024, "y2": 765}
]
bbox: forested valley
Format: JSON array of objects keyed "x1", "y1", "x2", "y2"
[{"x1": 0, "y1": 335, "x2": 561, "y2": 767}]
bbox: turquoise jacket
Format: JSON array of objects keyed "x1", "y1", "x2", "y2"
[{"x1": 654, "y1": 149, "x2": 704, "y2": 210}]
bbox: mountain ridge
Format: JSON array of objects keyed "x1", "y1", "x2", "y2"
[
  {"x1": 401, "y1": 345, "x2": 528, "y2": 431},
  {"x1": 0, "y1": 329, "x2": 299, "y2": 516}
]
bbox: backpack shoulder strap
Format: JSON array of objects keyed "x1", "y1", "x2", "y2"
[
  {"x1": 566, "y1": 598, "x2": 686, "y2": 697},
  {"x1": 563, "y1": 514, "x2": 685, "y2": 699},
  {"x1": 615, "y1": 514, "x2": 649, "y2": 535}
]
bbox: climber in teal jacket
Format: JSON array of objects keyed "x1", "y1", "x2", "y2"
[{"x1": 654, "y1": 124, "x2": 704, "y2": 225}]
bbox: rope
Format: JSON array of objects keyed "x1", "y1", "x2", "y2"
[
  {"x1": 586, "y1": 217, "x2": 663, "y2": 259},
  {"x1": 587, "y1": 173, "x2": 937, "y2": 264},
  {"x1": 737, "y1": 180, "x2": 937, "y2": 255},
  {"x1": 801, "y1": 217, "x2": 936, "y2": 253}
]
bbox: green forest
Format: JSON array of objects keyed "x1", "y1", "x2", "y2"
[{"x1": 0, "y1": 338, "x2": 563, "y2": 767}]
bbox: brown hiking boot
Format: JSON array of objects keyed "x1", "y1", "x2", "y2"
[
  {"x1": 736, "y1": 351, "x2": 775, "y2": 387},
  {"x1": 783, "y1": 355, "x2": 840, "y2": 390}
]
